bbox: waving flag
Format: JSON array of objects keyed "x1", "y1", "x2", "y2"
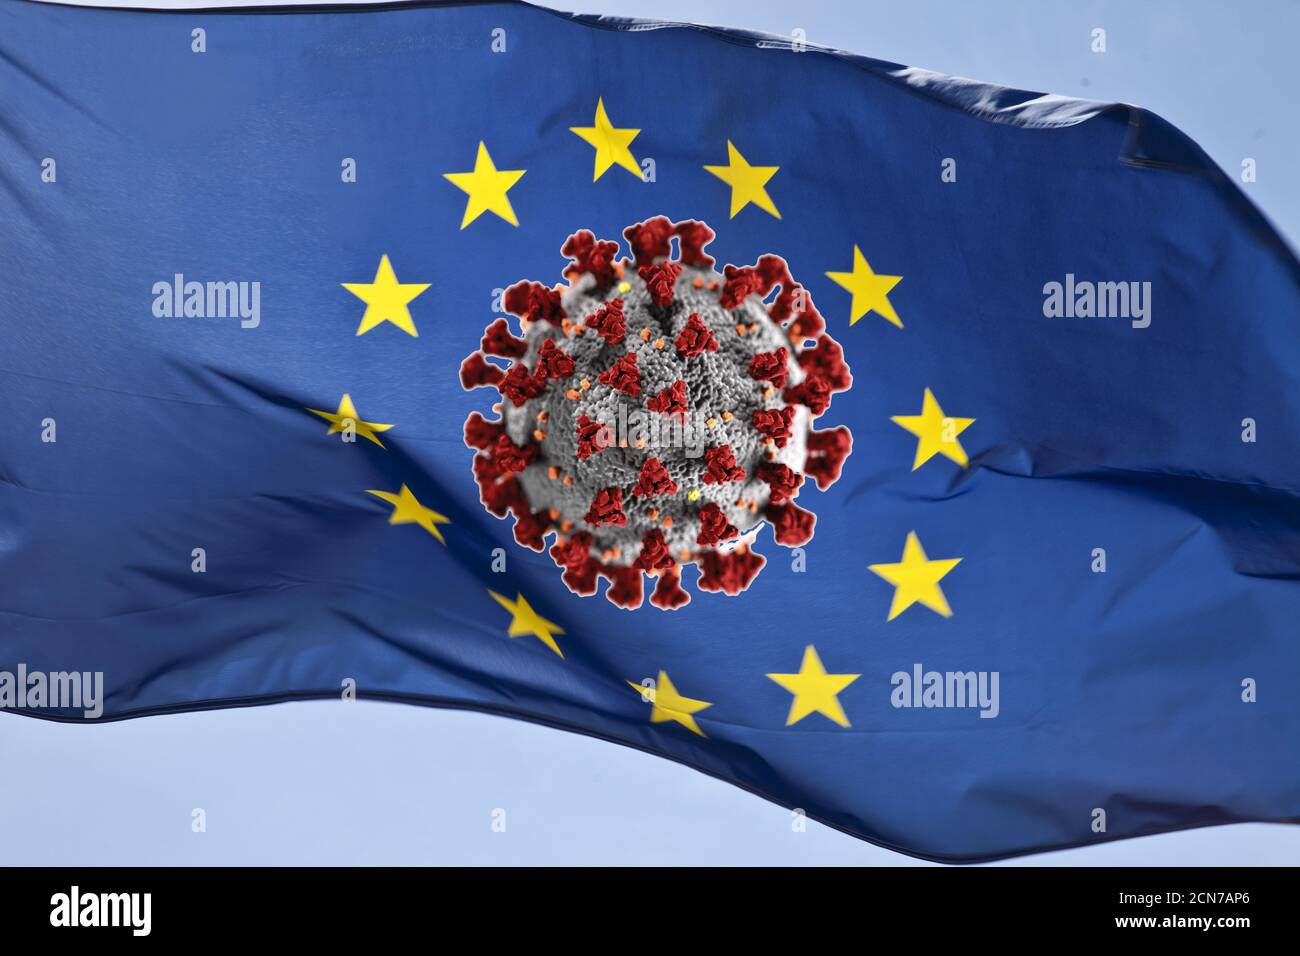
[{"x1": 2, "y1": 0, "x2": 1298, "y2": 863}]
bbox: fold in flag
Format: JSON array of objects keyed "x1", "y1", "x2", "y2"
[{"x1": 2, "y1": 0, "x2": 1298, "y2": 863}]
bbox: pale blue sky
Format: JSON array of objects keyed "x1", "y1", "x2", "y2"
[{"x1": 4, "y1": 0, "x2": 1298, "y2": 865}]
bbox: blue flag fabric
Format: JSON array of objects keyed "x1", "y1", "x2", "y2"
[{"x1": 2, "y1": 0, "x2": 1298, "y2": 863}]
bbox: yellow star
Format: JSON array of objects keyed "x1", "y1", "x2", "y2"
[
  {"x1": 891, "y1": 388, "x2": 975, "y2": 470},
  {"x1": 366, "y1": 484, "x2": 451, "y2": 545},
  {"x1": 825, "y1": 245, "x2": 903, "y2": 328},
  {"x1": 341, "y1": 255, "x2": 430, "y2": 337},
  {"x1": 767, "y1": 645, "x2": 860, "y2": 728},
  {"x1": 488, "y1": 590, "x2": 565, "y2": 658},
  {"x1": 442, "y1": 141, "x2": 526, "y2": 229},
  {"x1": 869, "y1": 531, "x2": 962, "y2": 621},
  {"x1": 626, "y1": 671, "x2": 711, "y2": 737},
  {"x1": 306, "y1": 393, "x2": 394, "y2": 448},
  {"x1": 704, "y1": 140, "x2": 780, "y2": 218},
  {"x1": 570, "y1": 98, "x2": 642, "y2": 181}
]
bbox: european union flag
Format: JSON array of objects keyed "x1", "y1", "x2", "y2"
[{"x1": 2, "y1": 0, "x2": 1298, "y2": 863}]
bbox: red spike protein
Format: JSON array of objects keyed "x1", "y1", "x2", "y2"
[{"x1": 460, "y1": 217, "x2": 853, "y2": 610}]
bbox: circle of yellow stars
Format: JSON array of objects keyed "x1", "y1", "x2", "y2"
[{"x1": 314, "y1": 92, "x2": 980, "y2": 741}]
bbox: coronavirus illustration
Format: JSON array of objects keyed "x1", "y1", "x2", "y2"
[{"x1": 460, "y1": 217, "x2": 853, "y2": 610}]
